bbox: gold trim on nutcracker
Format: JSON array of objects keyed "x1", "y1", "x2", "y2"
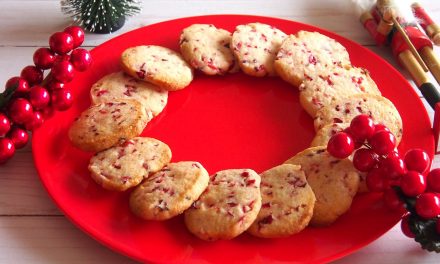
[
  {"x1": 398, "y1": 49, "x2": 429, "y2": 87},
  {"x1": 420, "y1": 46, "x2": 440, "y2": 86},
  {"x1": 426, "y1": 24, "x2": 440, "y2": 46},
  {"x1": 377, "y1": 19, "x2": 394, "y2": 36},
  {"x1": 359, "y1": 12, "x2": 373, "y2": 25}
]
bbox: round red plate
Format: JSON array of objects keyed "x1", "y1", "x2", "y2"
[{"x1": 33, "y1": 15, "x2": 434, "y2": 263}]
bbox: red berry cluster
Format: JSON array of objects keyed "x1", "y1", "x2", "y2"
[
  {"x1": 327, "y1": 114, "x2": 440, "y2": 251},
  {"x1": 0, "y1": 26, "x2": 91, "y2": 164}
]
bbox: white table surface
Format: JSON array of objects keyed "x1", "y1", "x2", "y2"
[{"x1": 0, "y1": 0, "x2": 440, "y2": 263}]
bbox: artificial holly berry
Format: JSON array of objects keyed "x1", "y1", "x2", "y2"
[
  {"x1": 349, "y1": 114, "x2": 375, "y2": 141},
  {"x1": 353, "y1": 148, "x2": 378, "y2": 172},
  {"x1": 401, "y1": 213, "x2": 415, "y2": 238},
  {"x1": 8, "y1": 98, "x2": 33, "y2": 124},
  {"x1": 373, "y1": 123, "x2": 390, "y2": 134},
  {"x1": 404, "y1": 149, "x2": 430, "y2": 174},
  {"x1": 54, "y1": 54, "x2": 71, "y2": 64},
  {"x1": 51, "y1": 88, "x2": 73, "y2": 111},
  {"x1": 25, "y1": 111, "x2": 44, "y2": 131},
  {"x1": 366, "y1": 167, "x2": 387, "y2": 192},
  {"x1": 0, "y1": 113, "x2": 11, "y2": 137},
  {"x1": 5, "y1": 76, "x2": 30, "y2": 96},
  {"x1": 29, "y1": 86, "x2": 50, "y2": 110},
  {"x1": 51, "y1": 61, "x2": 75, "y2": 83},
  {"x1": 47, "y1": 80, "x2": 65, "y2": 90},
  {"x1": 70, "y1": 48, "x2": 92, "y2": 72},
  {"x1": 368, "y1": 130, "x2": 397, "y2": 156},
  {"x1": 379, "y1": 154, "x2": 407, "y2": 180},
  {"x1": 49, "y1": 32, "x2": 74, "y2": 55},
  {"x1": 427, "y1": 168, "x2": 440, "y2": 192},
  {"x1": 64, "y1": 26, "x2": 85, "y2": 48},
  {"x1": 415, "y1": 193, "x2": 440, "y2": 219},
  {"x1": 33, "y1": 48, "x2": 56, "y2": 70},
  {"x1": 383, "y1": 188, "x2": 405, "y2": 212},
  {"x1": 327, "y1": 132, "x2": 355, "y2": 159},
  {"x1": 400, "y1": 171, "x2": 426, "y2": 197},
  {"x1": 0, "y1": 138, "x2": 15, "y2": 164},
  {"x1": 20, "y1": 66, "x2": 43, "y2": 86},
  {"x1": 7, "y1": 127, "x2": 28, "y2": 149}
]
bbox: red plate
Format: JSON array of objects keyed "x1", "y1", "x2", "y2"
[{"x1": 32, "y1": 15, "x2": 434, "y2": 263}]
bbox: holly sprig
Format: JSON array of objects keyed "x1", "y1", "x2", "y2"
[
  {"x1": 395, "y1": 186, "x2": 440, "y2": 252},
  {"x1": 0, "y1": 84, "x2": 18, "y2": 109}
]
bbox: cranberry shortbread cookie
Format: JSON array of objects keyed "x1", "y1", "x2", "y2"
[
  {"x1": 88, "y1": 137, "x2": 172, "y2": 191},
  {"x1": 184, "y1": 169, "x2": 262, "y2": 241},
  {"x1": 68, "y1": 100, "x2": 149, "y2": 152},
  {"x1": 285, "y1": 147, "x2": 360, "y2": 226},
  {"x1": 314, "y1": 94, "x2": 403, "y2": 142},
  {"x1": 299, "y1": 66, "x2": 381, "y2": 117},
  {"x1": 274, "y1": 31, "x2": 351, "y2": 87},
  {"x1": 129, "y1": 161, "x2": 209, "y2": 220},
  {"x1": 231, "y1": 23, "x2": 287, "y2": 77},
  {"x1": 180, "y1": 24, "x2": 238, "y2": 75},
  {"x1": 247, "y1": 164, "x2": 315, "y2": 238},
  {"x1": 90, "y1": 71, "x2": 168, "y2": 117},
  {"x1": 121, "y1": 45, "x2": 193, "y2": 91}
]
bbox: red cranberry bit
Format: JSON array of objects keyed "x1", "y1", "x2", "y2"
[
  {"x1": 262, "y1": 202, "x2": 271, "y2": 208},
  {"x1": 258, "y1": 215, "x2": 273, "y2": 227},
  {"x1": 123, "y1": 85, "x2": 136, "y2": 96},
  {"x1": 427, "y1": 168, "x2": 440, "y2": 192},
  {"x1": 401, "y1": 213, "x2": 415, "y2": 238},
  {"x1": 333, "y1": 117, "x2": 343, "y2": 124},
  {"x1": 241, "y1": 171, "x2": 249, "y2": 178},
  {"x1": 308, "y1": 54, "x2": 317, "y2": 65},
  {"x1": 415, "y1": 193, "x2": 440, "y2": 219},
  {"x1": 96, "y1": 90, "x2": 108, "y2": 97},
  {"x1": 401, "y1": 171, "x2": 426, "y2": 197},
  {"x1": 368, "y1": 130, "x2": 397, "y2": 156},
  {"x1": 246, "y1": 179, "x2": 256, "y2": 186},
  {"x1": 227, "y1": 202, "x2": 238, "y2": 207},
  {"x1": 327, "y1": 132, "x2": 355, "y2": 159},
  {"x1": 404, "y1": 149, "x2": 430, "y2": 174}
]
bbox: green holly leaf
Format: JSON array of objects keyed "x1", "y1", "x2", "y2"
[{"x1": 0, "y1": 82, "x2": 18, "y2": 109}]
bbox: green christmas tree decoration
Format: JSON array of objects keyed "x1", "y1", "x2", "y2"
[{"x1": 61, "y1": 0, "x2": 141, "y2": 34}]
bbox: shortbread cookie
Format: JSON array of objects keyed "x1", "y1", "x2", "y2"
[
  {"x1": 247, "y1": 164, "x2": 315, "y2": 238},
  {"x1": 310, "y1": 123, "x2": 350, "y2": 147},
  {"x1": 299, "y1": 66, "x2": 381, "y2": 117},
  {"x1": 274, "y1": 31, "x2": 351, "y2": 87},
  {"x1": 313, "y1": 94, "x2": 403, "y2": 142},
  {"x1": 88, "y1": 137, "x2": 172, "y2": 191},
  {"x1": 68, "y1": 100, "x2": 149, "y2": 152},
  {"x1": 121, "y1": 45, "x2": 193, "y2": 91},
  {"x1": 90, "y1": 71, "x2": 168, "y2": 117},
  {"x1": 184, "y1": 169, "x2": 262, "y2": 241},
  {"x1": 231, "y1": 23, "x2": 287, "y2": 77},
  {"x1": 130, "y1": 161, "x2": 209, "y2": 220},
  {"x1": 180, "y1": 24, "x2": 238, "y2": 75},
  {"x1": 285, "y1": 147, "x2": 360, "y2": 226}
]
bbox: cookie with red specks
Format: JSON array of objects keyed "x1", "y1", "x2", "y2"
[
  {"x1": 120, "y1": 45, "x2": 193, "y2": 91},
  {"x1": 274, "y1": 31, "x2": 351, "y2": 87},
  {"x1": 231, "y1": 23, "x2": 287, "y2": 77},
  {"x1": 90, "y1": 71, "x2": 168, "y2": 117},
  {"x1": 129, "y1": 161, "x2": 209, "y2": 220},
  {"x1": 284, "y1": 146, "x2": 360, "y2": 226},
  {"x1": 184, "y1": 169, "x2": 262, "y2": 241},
  {"x1": 313, "y1": 94, "x2": 403, "y2": 143},
  {"x1": 180, "y1": 24, "x2": 238, "y2": 75},
  {"x1": 88, "y1": 137, "x2": 172, "y2": 191},
  {"x1": 310, "y1": 123, "x2": 350, "y2": 147},
  {"x1": 247, "y1": 164, "x2": 315, "y2": 238},
  {"x1": 299, "y1": 66, "x2": 381, "y2": 117},
  {"x1": 68, "y1": 100, "x2": 149, "y2": 152}
]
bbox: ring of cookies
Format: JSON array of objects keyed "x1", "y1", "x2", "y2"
[{"x1": 68, "y1": 23, "x2": 403, "y2": 241}]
